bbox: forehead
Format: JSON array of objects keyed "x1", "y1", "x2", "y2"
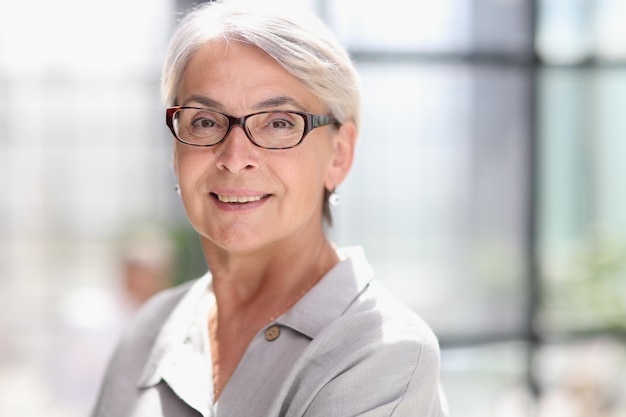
[{"x1": 178, "y1": 39, "x2": 323, "y2": 113}]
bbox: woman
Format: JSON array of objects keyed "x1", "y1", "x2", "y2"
[{"x1": 91, "y1": 2, "x2": 448, "y2": 416}]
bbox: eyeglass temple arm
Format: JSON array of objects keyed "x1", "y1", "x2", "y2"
[{"x1": 311, "y1": 114, "x2": 342, "y2": 128}]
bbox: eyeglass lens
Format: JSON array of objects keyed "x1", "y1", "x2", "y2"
[{"x1": 173, "y1": 109, "x2": 306, "y2": 149}]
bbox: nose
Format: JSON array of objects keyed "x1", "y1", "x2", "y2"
[{"x1": 214, "y1": 124, "x2": 259, "y2": 174}]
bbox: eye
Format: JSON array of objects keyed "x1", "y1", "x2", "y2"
[
  {"x1": 262, "y1": 113, "x2": 299, "y2": 130},
  {"x1": 184, "y1": 110, "x2": 225, "y2": 136},
  {"x1": 192, "y1": 117, "x2": 216, "y2": 129},
  {"x1": 269, "y1": 119, "x2": 293, "y2": 129}
]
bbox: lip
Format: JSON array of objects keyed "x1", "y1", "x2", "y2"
[{"x1": 210, "y1": 189, "x2": 271, "y2": 211}]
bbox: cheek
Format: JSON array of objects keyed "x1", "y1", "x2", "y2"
[
  {"x1": 174, "y1": 145, "x2": 209, "y2": 183},
  {"x1": 283, "y1": 150, "x2": 330, "y2": 197}
]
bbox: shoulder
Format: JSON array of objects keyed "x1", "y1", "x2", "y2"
[
  {"x1": 313, "y1": 278, "x2": 440, "y2": 372},
  {"x1": 340, "y1": 280, "x2": 440, "y2": 357},
  {"x1": 279, "y1": 280, "x2": 446, "y2": 416},
  {"x1": 90, "y1": 279, "x2": 201, "y2": 416},
  {"x1": 299, "y1": 253, "x2": 441, "y2": 376},
  {"x1": 108, "y1": 278, "x2": 203, "y2": 371},
  {"x1": 104, "y1": 278, "x2": 199, "y2": 364},
  {"x1": 123, "y1": 279, "x2": 198, "y2": 340}
]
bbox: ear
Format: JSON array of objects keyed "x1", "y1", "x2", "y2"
[{"x1": 324, "y1": 120, "x2": 357, "y2": 190}]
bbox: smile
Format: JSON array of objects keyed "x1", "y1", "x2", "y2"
[{"x1": 215, "y1": 194, "x2": 267, "y2": 203}]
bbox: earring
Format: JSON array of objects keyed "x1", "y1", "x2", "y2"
[
  {"x1": 328, "y1": 188, "x2": 340, "y2": 206},
  {"x1": 174, "y1": 182, "x2": 181, "y2": 196}
]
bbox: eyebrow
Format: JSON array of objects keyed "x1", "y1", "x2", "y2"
[
  {"x1": 252, "y1": 96, "x2": 306, "y2": 111},
  {"x1": 180, "y1": 95, "x2": 306, "y2": 112},
  {"x1": 181, "y1": 95, "x2": 223, "y2": 109}
]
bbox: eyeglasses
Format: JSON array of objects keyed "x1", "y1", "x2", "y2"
[{"x1": 166, "y1": 107, "x2": 340, "y2": 150}]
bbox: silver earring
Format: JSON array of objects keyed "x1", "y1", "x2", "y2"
[
  {"x1": 174, "y1": 183, "x2": 181, "y2": 195},
  {"x1": 328, "y1": 188, "x2": 340, "y2": 206}
]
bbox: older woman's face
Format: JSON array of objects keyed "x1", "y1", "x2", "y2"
[{"x1": 173, "y1": 40, "x2": 354, "y2": 255}]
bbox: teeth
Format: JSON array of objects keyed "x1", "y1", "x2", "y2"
[{"x1": 217, "y1": 194, "x2": 264, "y2": 203}]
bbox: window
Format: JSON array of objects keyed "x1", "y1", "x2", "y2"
[{"x1": 1, "y1": 1, "x2": 624, "y2": 416}]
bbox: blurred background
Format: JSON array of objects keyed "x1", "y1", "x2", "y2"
[{"x1": 1, "y1": 0, "x2": 625, "y2": 416}]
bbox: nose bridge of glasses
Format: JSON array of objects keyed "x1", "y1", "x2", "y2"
[{"x1": 224, "y1": 114, "x2": 254, "y2": 143}]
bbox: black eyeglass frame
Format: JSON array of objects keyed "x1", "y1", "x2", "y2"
[{"x1": 165, "y1": 107, "x2": 341, "y2": 150}]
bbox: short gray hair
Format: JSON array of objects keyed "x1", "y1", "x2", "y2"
[{"x1": 161, "y1": 0, "x2": 361, "y2": 128}]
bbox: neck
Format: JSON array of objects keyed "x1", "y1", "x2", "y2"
[
  {"x1": 203, "y1": 227, "x2": 339, "y2": 401},
  {"x1": 202, "y1": 230, "x2": 339, "y2": 324}
]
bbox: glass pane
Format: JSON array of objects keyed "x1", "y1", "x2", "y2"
[
  {"x1": 534, "y1": 338, "x2": 626, "y2": 416},
  {"x1": 329, "y1": 62, "x2": 532, "y2": 339},
  {"x1": 441, "y1": 342, "x2": 534, "y2": 417},
  {"x1": 0, "y1": 1, "x2": 178, "y2": 416},
  {"x1": 327, "y1": 0, "x2": 472, "y2": 52},
  {"x1": 537, "y1": 0, "x2": 626, "y2": 64},
  {"x1": 0, "y1": 0, "x2": 171, "y2": 77},
  {"x1": 538, "y1": 67, "x2": 626, "y2": 334},
  {"x1": 472, "y1": 0, "x2": 534, "y2": 55},
  {"x1": 327, "y1": 0, "x2": 532, "y2": 55}
]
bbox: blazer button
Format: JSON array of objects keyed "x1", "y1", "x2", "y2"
[{"x1": 265, "y1": 325, "x2": 280, "y2": 341}]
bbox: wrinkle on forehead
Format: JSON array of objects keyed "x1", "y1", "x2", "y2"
[
  {"x1": 180, "y1": 95, "x2": 308, "y2": 116},
  {"x1": 178, "y1": 39, "x2": 325, "y2": 115}
]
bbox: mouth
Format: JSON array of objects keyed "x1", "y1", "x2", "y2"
[{"x1": 214, "y1": 193, "x2": 269, "y2": 204}]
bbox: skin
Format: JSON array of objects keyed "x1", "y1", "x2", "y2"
[{"x1": 172, "y1": 39, "x2": 357, "y2": 398}]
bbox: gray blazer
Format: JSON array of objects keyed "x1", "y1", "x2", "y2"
[{"x1": 91, "y1": 247, "x2": 448, "y2": 417}]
